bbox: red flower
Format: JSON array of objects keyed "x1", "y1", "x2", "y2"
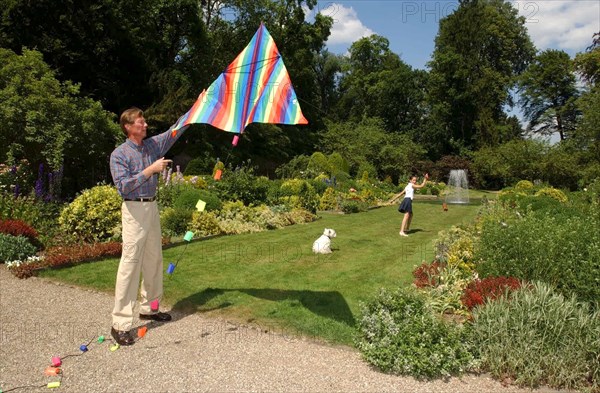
[
  {"x1": 412, "y1": 260, "x2": 444, "y2": 288},
  {"x1": 461, "y1": 276, "x2": 521, "y2": 310},
  {"x1": 0, "y1": 219, "x2": 38, "y2": 240}
]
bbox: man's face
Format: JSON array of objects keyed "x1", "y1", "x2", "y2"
[{"x1": 125, "y1": 116, "x2": 148, "y2": 139}]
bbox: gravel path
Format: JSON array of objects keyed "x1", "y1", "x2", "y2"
[{"x1": 0, "y1": 265, "x2": 566, "y2": 393}]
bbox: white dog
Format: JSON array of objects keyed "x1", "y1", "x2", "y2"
[{"x1": 312, "y1": 228, "x2": 337, "y2": 254}]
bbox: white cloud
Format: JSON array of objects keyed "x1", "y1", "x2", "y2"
[
  {"x1": 315, "y1": 3, "x2": 375, "y2": 45},
  {"x1": 512, "y1": 0, "x2": 599, "y2": 53}
]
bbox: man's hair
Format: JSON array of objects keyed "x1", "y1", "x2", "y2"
[{"x1": 119, "y1": 107, "x2": 143, "y2": 136}]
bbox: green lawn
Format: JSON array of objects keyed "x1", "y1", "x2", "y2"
[{"x1": 39, "y1": 198, "x2": 483, "y2": 345}]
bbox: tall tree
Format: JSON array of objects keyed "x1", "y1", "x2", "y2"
[
  {"x1": 574, "y1": 32, "x2": 600, "y2": 86},
  {"x1": 427, "y1": 0, "x2": 535, "y2": 153},
  {"x1": 0, "y1": 48, "x2": 121, "y2": 197},
  {"x1": 335, "y1": 35, "x2": 428, "y2": 135},
  {"x1": 518, "y1": 49, "x2": 579, "y2": 141},
  {"x1": 313, "y1": 49, "x2": 342, "y2": 115},
  {"x1": 574, "y1": 32, "x2": 600, "y2": 164},
  {"x1": 0, "y1": 0, "x2": 207, "y2": 114}
]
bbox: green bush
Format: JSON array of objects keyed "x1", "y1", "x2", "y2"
[
  {"x1": 471, "y1": 282, "x2": 600, "y2": 391},
  {"x1": 215, "y1": 165, "x2": 269, "y2": 205},
  {"x1": 184, "y1": 155, "x2": 214, "y2": 175},
  {"x1": 328, "y1": 152, "x2": 350, "y2": 175},
  {"x1": 252, "y1": 205, "x2": 290, "y2": 229},
  {"x1": 189, "y1": 211, "x2": 222, "y2": 237},
  {"x1": 173, "y1": 189, "x2": 203, "y2": 211},
  {"x1": 0, "y1": 234, "x2": 38, "y2": 263},
  {"x1": 339, "y1": 199, "x2": 361, "y2": 214},
  {"x1": 196, "y1": 190, "x2": 222, "y2": 212},
  {"x1": 307, "y1": 152, "x2": 330, "y2": 176},
  {"x1": 476, "y1": 211, "x2": 600, "y2": 305},
  {"x1": 157, "y1": 180, "x2": 195, "y2": 209},
  {"x1": 274, "y1": 154, "x2": 311, "y2": 179},
  {"x1": 319, "y1": 187, "x2": 338, "y2": 210},
  {"x1": 356, "y1": 287, "x2": 475, "y2": 379},
  {"x1": 161, "y1": 208, "x2": 193, "y2": 237},
  {"x1": 279, "y1": 179, "x2": 319, "y2": 213},
  {"x1": 58, "y1": 185, "x2": 122, "y2": 242},
  {"x1": 285, "y1": 208, "x2": 317, "y2": 224},
  {"x1": 512, "y1": 194, "x2": 566, "y2": 215},
  {"x1": 514, "y1": 180, "x2": 534, "y2": 193},
  {"x1": 356, "y1": 161, "x2": 377, "y2": 182},
  {"x1": 0, "y1": 194, "x2": 64, "y2": 245},
  {"x1": 173, "y1": 189, "x2": 221, "y2": 212},
  {"x1": 306, "y1": 178, "x2": 328, "y2": 195},
  {"x1": 418, "y1": 264, "x2": 471, "y2": 316},
  {"x1": 534, "y1": 187, "x2": 568, "y2": 203}
]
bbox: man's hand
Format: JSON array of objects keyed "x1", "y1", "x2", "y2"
[{"x1": 146, "y1": 157, "x2": 173, "y2": 173}]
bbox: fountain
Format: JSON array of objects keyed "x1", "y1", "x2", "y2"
[{"x1": 445, "y1": 169, "x2": 470, "y2": 204}]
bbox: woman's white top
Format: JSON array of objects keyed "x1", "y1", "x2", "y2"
[{"x1": 404, "y1": 183, "x2": 414, "y2": 199}]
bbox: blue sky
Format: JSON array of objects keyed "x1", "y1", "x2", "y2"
[{"x1": 306, "y1": 1, "x2": 600, "y2": 70}]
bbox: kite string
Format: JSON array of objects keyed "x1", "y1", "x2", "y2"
[{"x1": 296, "y1": 96, "x2": 329, "y2": 117}]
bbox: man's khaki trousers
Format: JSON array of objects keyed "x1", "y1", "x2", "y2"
[{"x1": 112, "y1": 201, "x2": 163, "y2": 331}]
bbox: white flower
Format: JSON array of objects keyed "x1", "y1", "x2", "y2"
[{"x1": 6, "y1": 255, "x2": 44, "y2": 269}]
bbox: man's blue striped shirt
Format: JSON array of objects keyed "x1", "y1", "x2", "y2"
[{"x1": 110, "y1": 125, "x2": 187, "y2": 199}]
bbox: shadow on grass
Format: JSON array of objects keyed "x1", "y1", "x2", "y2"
[{"x1": 172, "y1": 287, "x2": 355, "y2": 327}]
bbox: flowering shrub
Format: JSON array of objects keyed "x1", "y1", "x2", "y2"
[
  {"x1": 161, "y1": 208, "x2": 193, "y2": 236},
  {"x1": 534, "y1": 187, "x2": 568, "y2": 203},
  {"x1": 173, "y1": 189, "x2": 222, "y2": 212},
  {"x1": 419, "y1": 264, "x2": 472, "y2": 316},
  {"x1": 59, "y1": 185, "x2": 122, "y2": 242},
  {"x1": 356, "y1": 287, "x2": 476, "y2": 378},
  {"x1": 216, "y1": 201, "x2": 263, "y2": 234},
  {"x1": 497, "y1": 189, "x2": 528, "y2": 208},
  {"x1": 514, "y1": 180, "x2": 534, "y2": 193},
  {"x1": 6, "y1": 255, "x2": 44, "y2": 269},
  {"x1": 43, "y1": 242, "x2": 122, "y2": 267},
  {"x1": 252, "y1": 205, "x2": 289, "y2": 229},
  {"x1": 189, "y1": 211, "x2": 222, "y2": 237},
  {"x1": 9, "y1": 242, "x2": 122, "y2": 278},
  {"x1": 0, "y1": 234, "x2": 38, "y2": 263},
  {"x1": 214, "y1": 166, "x2": 269, "y2": 205},
  {"x1": 434, "y1": 226, "x2": 472, "y2": 262},
  {"x1": 461, "y1": 276, "x2": 521, "y2": 310},
  {"x1": 319, "y1": 187, "x2": 337, "y2": 210},
  {"x1": 446, "y1": 235, "x2": 476, "y2": 274},
  {"x1": 285, "y1": 208, "x2": 317, "y2": 224},
  {"x1": 278, "y1": 179, "x2": 319, "y2": 213},
  {"x1": 0, "y1": 219, "x2": 38, "y2": 241},
  {"x1": 412, "y1": 260, "x2": 444, "y2": 288},
  {"x1": 0, "y1": 194, "x2": 63, "y2": 244}
]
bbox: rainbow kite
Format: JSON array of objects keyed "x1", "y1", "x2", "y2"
[{"x1": 171, "y1": 23, "x2": 308, "y2": 145}]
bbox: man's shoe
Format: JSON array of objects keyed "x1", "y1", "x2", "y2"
[
  {"x1": 139, "y1": 312, "x2": 172, "y2": 322},
  {"x1": 111, "y1": 328, "x2": 135, "y2": 346}
]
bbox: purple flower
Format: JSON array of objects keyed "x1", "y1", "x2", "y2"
[
  {"x1": 35, "y1": 163, "x2": 45, "y2": 198},
  {"x1": 165, "y1": 167, "x2": 172, "y2": 186}
]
